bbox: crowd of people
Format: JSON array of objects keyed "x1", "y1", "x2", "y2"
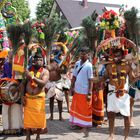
[
  {"x1": 0, "y1": 42, "x2": 140, "y2": 140},
  {"x1": 0, "y1": 2, "x2": 140, "y2": 140}
]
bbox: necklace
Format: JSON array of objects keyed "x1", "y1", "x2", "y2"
[
  {"x1": 111, "y1": 62, "x2": 127, "y2": 97},
  {"x1": 29, "y1": 66, "x2": 43, "y2": 88}
]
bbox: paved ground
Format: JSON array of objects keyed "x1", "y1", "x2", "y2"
[{"x1": 0, "y1": 98, "x2": 140, "y2": 140}]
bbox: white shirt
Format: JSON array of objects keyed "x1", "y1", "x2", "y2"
[{"x1": 73, "y1": 59, "x2": 93, "y2": 94}]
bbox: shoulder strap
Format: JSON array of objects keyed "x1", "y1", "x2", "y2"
[
  {"x1": 76, "y1": 60, "x2": 89, "y2": 77},
  {"x1": 77, "y1": 65, "x2": 84, "y2": 76}
]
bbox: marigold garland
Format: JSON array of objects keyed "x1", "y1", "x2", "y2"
[
  {"x1": 29, "y1": 66, "x2": 43, "y2": 88},
  {"x1": 111, "y1": 63, "x2": 127, "y2": 97}
]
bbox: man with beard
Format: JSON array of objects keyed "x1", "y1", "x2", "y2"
[
  {"x1": 24, "y1": 53, "x2": 49, "y2": 140},
  {"x1": 101, "y1": 49, "x2": 140, "y2": 140}
]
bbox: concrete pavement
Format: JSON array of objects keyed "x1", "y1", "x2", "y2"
[{"x1": 0, "y1": 99, "x2": 140, "y2": 140}]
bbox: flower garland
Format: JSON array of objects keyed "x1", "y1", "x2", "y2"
[
  {"x1": 29, "y1": 66, "x2": 43, "y2": 88},
  {"x1": 111, "y1": 62, "x2": 127, "y2": 97}
]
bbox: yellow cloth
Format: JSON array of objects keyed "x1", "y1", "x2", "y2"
[
  {"x1": 13, "y1": 45, "x2": 25, "y2": 73},
  {"x1": 24, "y1": 92, "x2": 46, "y2": 129},
  {"x1": 0, "y1": 50, "x2": 8, "y2": 58}
]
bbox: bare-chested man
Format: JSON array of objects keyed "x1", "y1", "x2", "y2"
[
  {"x1": 24, "y1": 53, "x2": 49, "y2": 140},
  {"x1": 46, "y1": 56, "x2": 64, "y2": 121},
  {"x1": 101, "y1": 49, "x2": 140, "y2": 140}
]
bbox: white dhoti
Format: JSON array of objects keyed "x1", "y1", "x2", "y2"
[
  {"x1": 2, "y1": 103, "x2": 23, "y2": 130},
  {"x1": 107, "y1": 84, "x2": 130, "y2": 116},
  {"x1": 61, "y1": 74, "x2": 71, "y2": 90},
  {"x1": 46, "y1": 79, "x2": 64, "y2": 101}
]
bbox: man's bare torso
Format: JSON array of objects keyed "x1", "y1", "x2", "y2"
[
  {"x1": 26, "y1": 68, "x2": 47, "y2": 95},
  {"x1": 106, "y1": 63, "x2": 130, "y2": 86},
  {"x1": 47, "y1": 61, "x2": 61, "y2": 81}
]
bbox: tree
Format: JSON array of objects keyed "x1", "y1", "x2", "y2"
[
  {"x1": 9, "y1": 0, "x2": 30, "y2": 21},
  {"x1": 36, "y1": 0, "x2": 54, "y2": 20}
]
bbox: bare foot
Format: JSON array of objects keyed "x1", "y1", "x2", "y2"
[
  {"x1": 107, "y1": 136, "x2": 115, "y2": 140},
  {"x1": 96, "y1": 125, "x2": 102, "y2": 128},
  {"x1": 26, "y1": 136, "x2": 31, "y2": 140},
  {"x1": 69, "y1": 125, "x2": 81, "y2": 130},
  {"x1": 130, "y1": 120, "x2": 135, "y2": 127},
  {"x1": 80, "y1": 128, "x2": 89, "y2": 137},
  {"x1": 36, "y1": 135, "x2": 40, "y2": 140},
  {"x1": 48, "y1": 116, "x2": 53, "y2": 121},
  {"x1": 124, "y1": 137, "x2": 128, "y2": 140}
]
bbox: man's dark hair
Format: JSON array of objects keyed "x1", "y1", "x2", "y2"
[
  {"x1": 33, "y1": 53, "x2": 43, "y2": 59},
  {"x1": 80, "y1": 47, "x2": 90, "y2": 53}
]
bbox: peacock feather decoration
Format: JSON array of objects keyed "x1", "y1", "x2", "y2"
[{"x1": 124, "y1": 7, "x2": 139, "y2": 45}]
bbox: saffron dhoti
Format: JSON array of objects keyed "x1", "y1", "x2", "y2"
[
  {"x1": 92, "y1": 90, "x2": 104, "y2": 125},
  {"x1": 69, "y1": 92, "x2": 92, "y2": 127},
  {"x1": 24, "y1": 92, "x2": 46, "y2": 128}
]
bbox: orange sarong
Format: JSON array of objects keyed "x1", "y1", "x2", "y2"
[
  {"x1": 24, "y1": 92, "x2": 46, "y2": 129},
  {"x1": 92, "y1": 89, "x2": 104, "y2": 125},
  {"x1": 69, "y1": 92, "x2": 92, "y2": 127}
]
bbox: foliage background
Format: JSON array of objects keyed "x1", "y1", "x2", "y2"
[
  {"x1": 8, "y1": 0, "x2": 30, "y2": 21},
  {"x1": 36, "y1": 0, "x2": 54, "y2": 20}
]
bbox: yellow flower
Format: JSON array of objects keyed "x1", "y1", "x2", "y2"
[
  {"x1": 121, "y1": 70, "x2": 126, "y2": 73},
  {"x1": 121, "y1": 63, "x2": 125, "y2": 66},
  {"x1": 112, "y1": 72, "x2": 117, "y2": 75},
  {"x1": 106, "y1": 22, "x2": 110, "y2": 25},
  {"x1": 100, "y1": 21, "x2": 105, "y2": 27},
  {"x1": 120, "y1": 76, "x2": 125, "y2": 80},
  {"x1": 29, "y1": 71, "x2": 34, "y2": 77},
  {"x1": 109, "y1": 58, "x2": 113, "y2": 61},
  {"x1": 113, "y1": 79, "x2": 118, "y2": 82},
  {"x1": 36, "y1": 72, "x2": 41, "y2": 78},
  {"x1": 114, "y1": 20, "x2": 119, "y2": 27}
]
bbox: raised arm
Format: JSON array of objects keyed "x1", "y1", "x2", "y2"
[
  {"x1": 33, "y1": 69, "x2": 49, "y2": 87},
  {"x1": 25, "y1": 69, "x2": 49, "y2": 88}
]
